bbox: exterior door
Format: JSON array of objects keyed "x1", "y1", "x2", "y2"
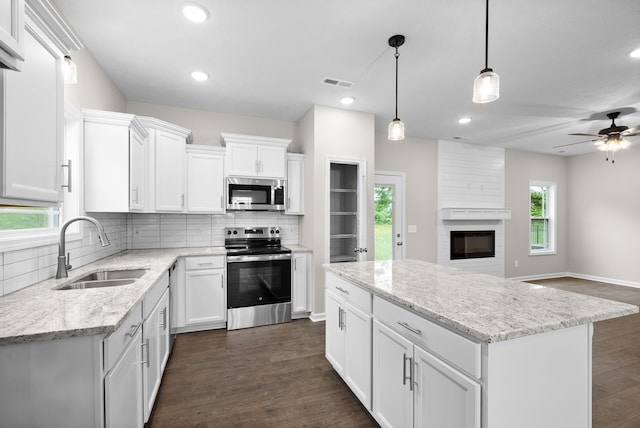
[{"x1": 374, "y1": 172, "x2": 405, "y2": 260}]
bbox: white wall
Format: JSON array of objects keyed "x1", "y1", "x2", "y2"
[
  {"x1": 126, "y1": 101, "x2": 296, "y2": 148},
  {"x1": 566, "y1": 147, "x2": 640, "y2": 285},
  {"x1": 504, "y1": 149, "x2": 568, "y2": 279},
  {"x1": 374, "y1": 133, "x2": 438, "y2": 262},
  {"x1": 299, "y1": 105, "x2": 375, "y2": 316},
  {"x1": 64, "y1": 48, "x2": 126, "y2": 112}
]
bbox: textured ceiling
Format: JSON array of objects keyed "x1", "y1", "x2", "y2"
[{"x1": 52, "y1": 0, "x2": 640, "y2": 156}]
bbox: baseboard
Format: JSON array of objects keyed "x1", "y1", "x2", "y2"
[
  {"x1": 309, "y1": 312, "x2": 326, "y2": 322},
  {"x1": 509, "y1": 272, "x2": 569, "y2": 282},
  {"x1": 565, "y1": 272, "x2": 640, "y2": 289},
  {"x1": 510, "y1": 272, "x2": 640, "y2": 290}
]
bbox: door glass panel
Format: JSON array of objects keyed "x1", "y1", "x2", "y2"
[{"x1": 374, "y1": 185, "x2": 394, "y2": 260}]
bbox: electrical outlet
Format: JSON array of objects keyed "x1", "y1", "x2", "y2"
[
  {"x1": 514, "y1": 260, "x2": 519, "y2": 268},
  {"x1": 134, "y1": 228, "x2": 141, "y2": 237}
]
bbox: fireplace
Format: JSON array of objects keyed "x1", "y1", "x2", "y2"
[{"x1": 450, "y1": 230, "x2": 495, "y2": 260}]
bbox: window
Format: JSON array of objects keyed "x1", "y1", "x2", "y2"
[
  {"x1": 529, "y1": 181, "x2": 556, "y2": 254},
  {"x1": 0, "y1": 206, "x2": 60, "y2": 231}
]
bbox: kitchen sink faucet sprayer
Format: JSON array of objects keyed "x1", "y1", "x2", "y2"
[{"x1": 56, "y1": 216, "x2": 111, "y2": 279}]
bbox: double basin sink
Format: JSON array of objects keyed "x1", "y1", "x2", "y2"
[{"x1": 57, "y1": 269, "x2": 148, "y2": 290}]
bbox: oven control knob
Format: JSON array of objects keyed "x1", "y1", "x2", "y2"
[
  {"x1": 275, "y1": 228, "x2": 280, "y2": 234},
  {"x1": 233, "y1": 230, "x2": 238, "y2": 235},
  {"x1": 227, "y1": 230, "x2": 232, "y2": 235}
]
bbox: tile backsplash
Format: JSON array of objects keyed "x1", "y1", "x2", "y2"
[{"x1": 0, "y1": 212, "x2": 299, "y2": 296}]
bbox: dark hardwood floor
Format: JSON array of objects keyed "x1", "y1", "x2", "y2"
[
  {"x1": 146, "y1": 319, "x2": 377, "y2": 428},
  {"x1": 147, "y1": 278, "x2": 640, "y2": 428}
]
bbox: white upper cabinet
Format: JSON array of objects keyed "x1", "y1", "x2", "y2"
[
  {"x1": 286, "y1": 153, "x2": 304, "y2": 215},
  {"x1": 138, "y1": 116, "x2": 193, "y2": 212},
  {"x1": 221, "y1": 133, "x2": 290, "y2": 179},
  {"x1": 83, "y1": 109, "x2": 149, "y2": 212},
  {"x1": 186, "y1": 145, "x2": 225, "y2": 213},
  {"x1": 0, "y1": 0, "x2": 81, "y2": 204},
  {"x1": 0, "y1": 0, "x2": 25, "y2": 71}
]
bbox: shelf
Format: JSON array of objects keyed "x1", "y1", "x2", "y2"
[
  {"x1": 330, "y1": 212, "x2": 357, "y2": 216},
  {"x1": 441, "y1": 208, "x2": 511, "y2": 221},
  {"x1": 330, "y1": 188, "x2": 357, "y2": 193},
  {"x1": 330, "y1": 234, "x2": 357, "y2": 239}
]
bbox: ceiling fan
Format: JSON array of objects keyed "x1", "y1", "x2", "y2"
[{"x1": 554, "y1": 111, "x2": 640, "y2": 163}]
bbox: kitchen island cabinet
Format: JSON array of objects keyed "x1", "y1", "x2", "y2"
[{"x1": 325, "y1": 260, "x2": 638, "y2": 428}]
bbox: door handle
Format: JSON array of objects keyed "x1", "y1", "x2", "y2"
[{"x1": 397, "y1": 242, "x2": 403, "y2": 246}]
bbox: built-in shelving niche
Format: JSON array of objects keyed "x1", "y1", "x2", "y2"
[{"x1": 329, "y1": 163, "x2": 358, "y2": 263}]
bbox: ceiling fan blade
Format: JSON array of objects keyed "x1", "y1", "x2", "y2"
[
  {"x1": 553, "y1": 138, "x2": 602, "y2": 148},
  {"x1": 569, "y1": 132, "x2": 601, "y2": 137},
  {"x1": 621, "y1": 125, "x2": 640, "y2": 136}
]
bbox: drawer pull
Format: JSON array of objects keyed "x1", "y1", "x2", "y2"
[
  {"x1": 398, "y1": 321, "x2": 422, "y2": 336},
  {"x1": 336, "y1": 286, "x2": 350, "y2": 295},
  {"x1": 197, "y1": 262, "x2": 214, "y2": 267},
  {"x1": 125, "y1": 322, "x2": 141, "y2": 338}
]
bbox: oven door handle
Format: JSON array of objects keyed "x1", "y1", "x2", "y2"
[{"x1": 227, "y1": 253, "x2": 292, "y2": 263}]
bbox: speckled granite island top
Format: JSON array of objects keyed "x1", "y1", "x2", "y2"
[
  {"x1": 325, "y1": 259, "x2": 639, "y2": 343},
  {"x1": 0, "y1": 248, "x2": 226, "y2": 345}
]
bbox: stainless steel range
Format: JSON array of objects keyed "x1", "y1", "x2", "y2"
[{"x1": 225, "y1": 227, "x2": 292, "y2": 330}]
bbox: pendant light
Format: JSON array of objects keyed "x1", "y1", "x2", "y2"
[
  {"x1": 388, "y1": 35, "x2": 405, "y2": 141},
  {"x1": 472, "y1": 0, "x2": 499, "y2": 103}
]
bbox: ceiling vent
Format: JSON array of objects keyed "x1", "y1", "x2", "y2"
[{"x1": 322, "y1": 77, "x2": 353, "y2": 89}]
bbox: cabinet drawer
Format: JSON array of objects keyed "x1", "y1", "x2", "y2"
[
  {"x1": 373, "y1": 296, "x2": 481, "y2": 379},
  {"x1": 143, "y1": 271, "x2": 169, "y2": 319},
  {"x1": 185, "y1": 255, "x2": 224, "y2": 270},
  {"x1": 104, "y1": 303, "x2": 143, "y2": 372},
  {"x1": 326, "y1": 272, "x2": 372, "y2": 313}
]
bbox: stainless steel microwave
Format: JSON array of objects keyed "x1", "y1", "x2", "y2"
[{"x1": 226, "y1": 177, "x2": 286, "y2": 211}]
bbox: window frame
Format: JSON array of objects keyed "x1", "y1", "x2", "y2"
[{"x1": 529, "y1": 180, "x2": 556, "y2": 255}]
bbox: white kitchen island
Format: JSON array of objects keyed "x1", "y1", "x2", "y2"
[{"x1": 324, "y1": 260, "x2": 638, "y2": 428}]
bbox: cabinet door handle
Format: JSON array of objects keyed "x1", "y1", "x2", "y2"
[
  {"x1": 61, "y1": 160, "x2": 72, "y2": 192},
  {"x1": 338, "y1": 307, "x2": 342, "y2": 330},
  {"x1": 402, "y1": 353, "x2": 412, "y2": 389},
  {"x1": 220, "y1": 195, "x2": 224, "y2": 210},
  {"x1": 181, "y1": 194, "x2": 185, "y2": 207},
  {"x1": 125, "y1": 322, "x2": 141, "y2": 337},
  {"x1": 141, "y1": 338, "x2": 150, "y2": 367},
  {"x1": 397, "y1": 321, "x2": 422, "y2": 336},
  {"x1": 335, "y1": 286, "x2": 349, "y2": 295},
  {"x1": 161, "y1": 307, "x2": 167, "y2": 330}
]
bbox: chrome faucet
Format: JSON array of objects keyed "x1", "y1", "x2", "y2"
[{"x1": 56, "y1": 216, "x2": 111, "y2": 279}]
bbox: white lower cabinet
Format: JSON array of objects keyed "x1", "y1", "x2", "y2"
[
  {"x1": 143, "y1": 287, "x2": 170, "y2": 422},
  {"x1": 372, "y1": 320, "x2": 480, "y2": 428},
  {"x1": 174, "y1": 255, "x2": 226, "y2": 332},
  {"x1": 325, "y1": 273, "x2": 372, "y2": 409},
  {"x1": 105, "y1": 324, "x2": 144, "y2": 428}
]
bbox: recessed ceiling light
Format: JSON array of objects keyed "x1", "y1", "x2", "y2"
[
  {"x1": 191, "y1": 71, "x2": 209, "y2": 81},
  {"x1": 340, "y1": 96, "x2": 355, "y2": 105},
  {"x1": 629, "y1": 48, "x2": 640, "y2": 58},
  {"x1": 458, "y1": 117, "x2": 472, "y2": 124},
  {"x1": 183, "y1": 2, "x2": 210, "y2": 22}
]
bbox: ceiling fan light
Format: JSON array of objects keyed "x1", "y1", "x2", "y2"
[
  {"x1": 472, "y1": 69, "x2": 499, "y2": 103},
  {"x1": 388, "y1": 118, "x2": 405, "y2": 141},
  {"x1": 620, "y1": 138, "x2": 631, "y2": 149}
]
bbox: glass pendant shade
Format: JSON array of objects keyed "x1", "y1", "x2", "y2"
[
  {"x1": 472, "y1": 69, "x2": 499, "y2": 103},
  {"x1": 63, "y1": 55, "x2": 77, "y2": 84},
  {"x1": 388, "y1": 118, "x2": 405, "y2": 141}
]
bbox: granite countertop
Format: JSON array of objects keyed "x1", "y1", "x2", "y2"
[
  {"x1": 325, "y1": 259, "x2": 639, "y2": 343},
  {"x1": 0, "y1": 248, "x2": 226, "y2": 346}
]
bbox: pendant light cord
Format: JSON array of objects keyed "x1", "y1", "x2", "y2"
[
  {"x1": 484, "y1": 0, "x2": 489, "y2": 71},
  {"x1": 394, "y1": 49, "x2": 399, "y2": 120}
]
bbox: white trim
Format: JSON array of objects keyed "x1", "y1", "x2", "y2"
[
  {"x1": 510, "y1": 272, "x2": 640, "y2": 290},
  {"x1": 309, "y1": 312, "x2": 326, "y2": 322}
]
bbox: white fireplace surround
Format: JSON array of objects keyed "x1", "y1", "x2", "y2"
[{"x1": 437, "y1": 140, "x2": 507, "y2": 277}]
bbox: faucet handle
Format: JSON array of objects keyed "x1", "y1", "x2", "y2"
[{"x1": 66, "y1": 252, "x2": 72, "y2": 270}]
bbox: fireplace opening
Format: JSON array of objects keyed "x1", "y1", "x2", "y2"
[{"x1": 450, "y1": 230, "x2": 495, "y2": 260}]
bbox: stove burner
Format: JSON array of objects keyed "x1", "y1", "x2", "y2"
[{"x1": 224, "y1": 227, "x2": 289, "y2": 256}]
